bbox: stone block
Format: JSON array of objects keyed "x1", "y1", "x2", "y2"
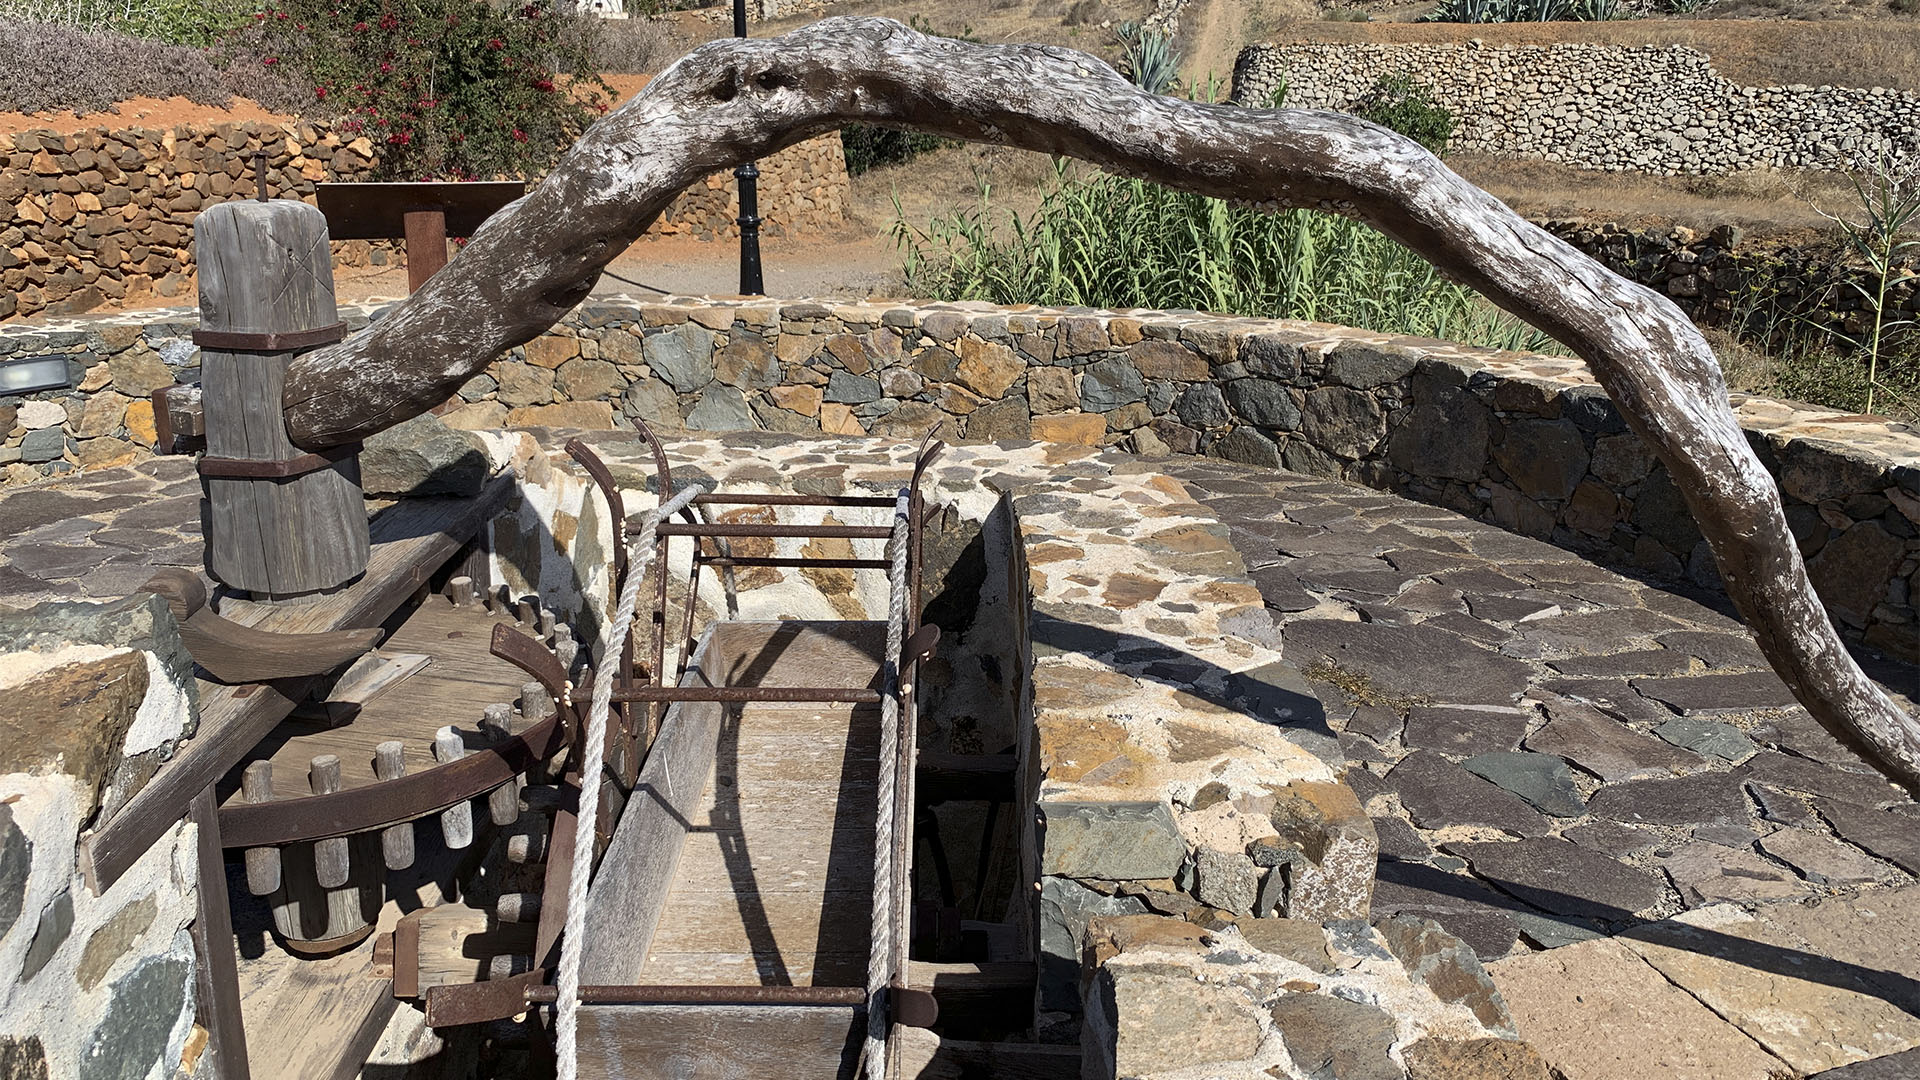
[
  {"x1": 1038, "y1": 876, "x2": 1146, "y2": 1010},
  {"x1": 1375, "y1": 914, "x2": 1517, "y2": 1036},
  {"x1": 1223, "y1": 377, "x2": 1299, "y2": 428},
  {"x1": 1493, "y1": 418, "x2": 1589, "y2": 500},
  {"x1": 522, "y1": 334, "x2": 578, "y2": 369},
  {"x1": 1030, "y1": 412, "x2": 1104, "y2": 446},
  {"x1": 359, "y1": 412, "x2": 488, "y2": 497},
  {"x1": 1192, "y1": 846, "x2": 1258, "y2": 916},
  {"x1": 1489, "y1": 935, "x2": 1792, "y2": 1080},
  {"x1": 554, "y1": 357, "x2": 625, "y2": 401},
  {"x1": 1085, "y1": 963, "x2": 1264, "y2": 1077},
  {"x1": 1388, "y1": 379, "x2": 1491, "y2": 481},
  {"x1": 1268, "y1": 779, "x2": 1377, "y2": 919},
  {"x1": 954, "y1": 336, "x2": 1022, "y2": 399},
  {"x1": 1270, "y1": 992, "x2": 1400, "y2": 1080},
  {"x1": 1039, "y1": 801, "x2": 1186, "y2": 880},
  {"x1": 1028, "y1": 366, "x2": 1076, "y2": 414},
  {"x1": 685, "y1": 385, "x2": 755, "y2": 431},
  {"x1": 506, "y1": 401, "x2": 616, "y2": 430},
  {"x1": 1301, "y1": 385, "x2": 1387, "y2": 459},
  {"x1": 1078, "y1": 355, "x2": 1146, "y2": 412},
  {"x1": 1129, "y1": 339, "x2": 1206, "y2": 381},
  {"x1": 644, "y1": 323, "x2": 716, "y2": 392}
]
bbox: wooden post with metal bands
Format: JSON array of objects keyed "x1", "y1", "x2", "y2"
[{"x1": 194, "y1": 199, "x2": 370, "y2": 600}]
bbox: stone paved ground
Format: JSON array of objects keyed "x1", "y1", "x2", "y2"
[
  {"x1": 1161, "y1": 455, "x2": 1920, "y2": 1077},
  {"x1": 0, "y1": 457, "x2": 203, "y2": 604},
  {"x1": 9, "y1": 448, "x2": 1920, "y2": 1077}
]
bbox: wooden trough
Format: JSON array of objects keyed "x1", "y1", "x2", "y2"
[{"x1": 570, "y1": 620, "x2": 897, "y2": 1078}]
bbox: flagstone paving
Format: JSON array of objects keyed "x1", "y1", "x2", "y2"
[{"x1": 1161, "y1": 455, "x2": 1920, "y2": 1078}]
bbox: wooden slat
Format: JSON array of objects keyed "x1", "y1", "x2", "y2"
[
  {"x1": 574, "y1": 1004, "x2": 862, "y2": 1080},
  {"x1": 893, "y1": 1028, "x2": 1079, "y2": 1080},
  {"x1": 78, "y1": 476, "x2": 513, "y2": 893},
  {"x1": 188, "y1": 789, "x2": 250, "y2": 1080},
  {"x1": 578, "y1": 629, "x2": 726, "y2": 985}
]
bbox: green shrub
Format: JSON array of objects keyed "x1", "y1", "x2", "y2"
[
  {"x1": 841, "y1": 126, "x2": 950, "y2": 176},
  {"x1": 230, "y1": 0, "x2": 612, "y2": 181},
  {"x1": 894, "y1": 161, "x2": 1557, "y2": 353},
  {"x1": 0, "y1": 0, "x2": 253, "y2": 44},
  {"x1": 1354, "y1": 74, "x2": 1454, "y2": 155}
]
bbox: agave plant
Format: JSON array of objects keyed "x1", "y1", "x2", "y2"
[{"x1": 1116, "y1": 21, "x2": 1182, "y2": 96}]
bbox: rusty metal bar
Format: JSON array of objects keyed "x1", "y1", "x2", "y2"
[
  {"x1": 526, "y1": 984, "x2": 867, "y2": 1007},
  {"x1": 611, "y1": 685, "x2": 883, "y2": 704},
  {"x1": 655, "y1": 523, "x2": 894, "y2": 539},
  {"x1": 692, "y1": 493, "x2": 897, "y2": 507},
  {"x1": 701, "y1": 557, "x2": 889, "y2": 569}
]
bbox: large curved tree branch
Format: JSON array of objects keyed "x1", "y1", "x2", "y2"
[{"x1": 276, "y1": 17, "x2": 1920, "y2": 789}]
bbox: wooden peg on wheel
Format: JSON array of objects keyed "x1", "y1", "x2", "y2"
[
  {"x1": 373, "y1": 741, "x2": 415, "y2": 870},
  {"x1": 480, "y1": 704, "x2": 520, "y2": 827},
  {"x1": 447, "y1": 575, "x2": 475, "y2": 608},
  {"x1": 241, "y1": 761, "x2": 281, "y2": 895},
  {"x1": 310, "y1": 755, "x2": 350, "y2": 889},
  {"x1": 433, "y1": 727, "x2": 473, "y2": 849}
]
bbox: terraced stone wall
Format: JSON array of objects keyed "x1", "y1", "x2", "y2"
[
  {"x1": 4, "y1": 297, "x2": 1915, "y2": 656},
  {"x1": 1229, "y1": 41, "x2": 1920, "y2": 176},
  {"x1": 0, "y1": 121, "x2": 849, "y2": 321}
]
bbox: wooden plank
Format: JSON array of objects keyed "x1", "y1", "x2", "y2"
[
  {"x1": 188, "y1": 789, "x2": 251, "y2": 1080},
  {"x1": 633, "y1": 952, "x2": 871, "y2": 987},
  {"x1": 196, "y1": 199, "x2": 369, "y2": 598},
  {"x1": 78, "y1": 475, "x2": 513, "y2": 894},
  {"x1": 905, "y1": 962, "x2": 1035, "y2": 1031},
  {"x1": 892, "y1": 1028, "x2": 1079, "y2": 1080},
  {"x1": 574, "y1": 1004, "x2": 862, "y2": 1080},
  {"x1": 233, "y1": 897, "x2": 398, "y2": 1080},
  {"x1": 578, "y1": 628, "x2": 725, "y2": 985}
]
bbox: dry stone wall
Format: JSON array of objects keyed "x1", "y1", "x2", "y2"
[
  {"x1": 1230, "y1": 41, "x2": 1920, "y2": 176},
  {"x1": 4, "y1": 295, "x2": 1915, "y2": 658},
  {"x1": 0, "y1": 120, "x2": 849, "y2": 321}
]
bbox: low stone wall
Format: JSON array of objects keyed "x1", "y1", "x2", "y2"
[
  {"x1": 1229, "y1": 41, "x2": 1920, "y2": 176},
  {"x1": 1543, "y1": 220, "x2": 1919, "y2": 336},
  {"x1": 5, "y1": 296, "x2": 1915, "y2": 658},
  {"x1": 0, "y1": 593, "x2": 206, "y2": 1080},
  {"x1": 0, "y1": 120, "x2": 849, "y2": 320}
]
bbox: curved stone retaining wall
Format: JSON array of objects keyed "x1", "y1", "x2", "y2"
[
  {"x1": 4, "y1": 296, "x2": 1915, "y2": 656},
  {"x1": 1229, "y1": 41, "x2": 1920, "y2": 176},
  {"x1": 0, "y1": 120, "x2": 849, "y2": 321}
]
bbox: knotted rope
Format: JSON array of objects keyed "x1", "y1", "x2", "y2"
[
  {"x1": 860, "y1": 490, "x2": 913, "y2": 1080},
  {"x1": 555, "y1": 481, "x2": 704, "y2": 1080}
]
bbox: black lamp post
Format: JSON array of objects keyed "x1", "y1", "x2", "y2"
[{"x1": 733, "y1": 0, "x2": 765, "y2": 295}]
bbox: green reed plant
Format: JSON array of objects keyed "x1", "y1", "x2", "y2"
[
  {"x1": 894, "y1": 160, "x2": 1558, "y2": 353},
  {"x1": 1808, "y1": 158, "x2": 1920, "y2": 416}
]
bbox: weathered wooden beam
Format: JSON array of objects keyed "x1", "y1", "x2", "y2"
[
  {"x1": 197, "y1": 199, "x2": 369, "y2": 598},
  {"x1": 273, "y1": 16, "x2": 1919, "y2": 789}
]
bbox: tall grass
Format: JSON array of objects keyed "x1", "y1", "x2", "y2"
[{"x1": 895, "y1": 161, "x2": 1560, "y2": 354}]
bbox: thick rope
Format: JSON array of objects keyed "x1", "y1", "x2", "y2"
[
  {"x1": 860, "y1": 491, "x2": 913, "y2": 1080},
  {"x1": 555, "y1": 482, "x2": 704, "y2": 1080}
]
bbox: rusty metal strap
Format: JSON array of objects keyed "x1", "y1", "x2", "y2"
[
  {"x1": 197, "y1": 442, "x2": 362, "y2": 480},
  {"x1": 191, "y1": 322, "x2": 347, "y2": 352}
]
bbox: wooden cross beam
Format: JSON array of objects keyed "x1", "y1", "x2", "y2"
[{"x1": 316, "y1": 182, "x2": 526, "y2": 293}]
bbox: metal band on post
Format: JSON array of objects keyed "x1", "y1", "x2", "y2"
[{"x1": 192, "y1": 323, "x2": 347, "y2": 352}]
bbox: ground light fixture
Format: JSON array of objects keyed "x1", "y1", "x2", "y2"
[
  {"x1": 733, "y1": 0, "x2": 765, "y2": 295},
  {"x1": 0, "y1": 355, "x2": 73, "y2": 397}
]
